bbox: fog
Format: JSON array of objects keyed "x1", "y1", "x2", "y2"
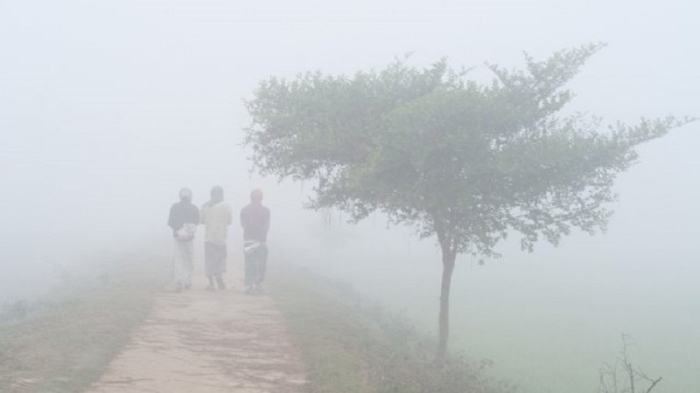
[{"x1": 1, "y1": 1, "x2": 698, "y2": 392}]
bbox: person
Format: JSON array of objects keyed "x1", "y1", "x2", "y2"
[
  {"x1": 200, "y1": 186, "x2": 232, "y2": 290},
  {"x1": 167, "y1": 187, "x2": 199, "y2": 292},
  {"x1": 240, "y1": 189, "x2": 270, "y2": 293}
]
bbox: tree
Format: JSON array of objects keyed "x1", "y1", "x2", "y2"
[{"x1": 243, "y1": 43, "x2": 694, "y2": 362}]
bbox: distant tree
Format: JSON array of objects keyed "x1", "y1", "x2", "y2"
[{"x1": 243, "y1": 43, "x2": 694, "y2": 362}]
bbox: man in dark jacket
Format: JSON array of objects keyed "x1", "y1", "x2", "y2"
[
  {"x1": 240, "y1": 189, "x2": 270, "y2": 293},
  {"x1": 168, "y1": 187, "x2": 200, "y2": 292}
]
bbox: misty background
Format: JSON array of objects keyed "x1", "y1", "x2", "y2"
[{"x1": 1, "y1": 1, "x2": 698, "y2": 392}]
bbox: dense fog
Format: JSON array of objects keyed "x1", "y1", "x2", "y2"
[{"x1": 1, "y1": 1, "x2": 698, "y2": 392}]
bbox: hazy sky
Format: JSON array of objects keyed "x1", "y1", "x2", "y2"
[{"x1": 2, "y1": 0, "x2": 697, "y2": 265}]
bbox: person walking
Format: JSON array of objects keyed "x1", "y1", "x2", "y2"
[
  {"x1": 200, "y1": 186, "x2": 232, "y2": 290},
  {"x1": 240, "y1": 189, "x2": 270, "y2": 294},
  {"x1": 167, "y1": 187, "x2": 199, "y2": 292}
]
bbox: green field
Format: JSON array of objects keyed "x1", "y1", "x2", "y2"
[{"x1": 285, "y1": 236, "x2": 700, "y2": 393}]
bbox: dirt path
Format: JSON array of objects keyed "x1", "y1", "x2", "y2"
[{"x1": 84, "y1": 274, "x2": 307, "y2": 393}]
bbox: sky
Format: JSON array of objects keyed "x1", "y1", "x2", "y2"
[
  {"x1": 2, "y1": 0, "x2": 696, "y2": 278},
  {"x1": 1, "y1": 0, "x2": 698, "y2": 391}
]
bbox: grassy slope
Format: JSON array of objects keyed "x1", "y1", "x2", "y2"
[
  {"x1": 269, "y1": 265, "x2": 516, "y2": 393},
  {"x1": 270, "y1": 266, "x2": 373, "y2": 392},
  {"x1": 0, "y1": 255, "x2": 517, "y2": 393},
  {"x1": 0, "y1": 254, "x2": 162, "y2": 393}
]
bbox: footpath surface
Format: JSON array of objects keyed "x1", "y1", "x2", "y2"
[{"x1": 84, "y1": 274, "x2": 307, "y2": 393}]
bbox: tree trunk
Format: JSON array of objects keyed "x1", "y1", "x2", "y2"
[{"x1": 436, "y1": 243, "x2": 456, "y2": 364}]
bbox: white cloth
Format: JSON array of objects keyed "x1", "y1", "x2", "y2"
[
  {"x1": 173, "y1": 238, "x2": 194, "y2": 285},
  {"x1": 244, "y1": 240, "x2": 264, "y2": 256},
  {"x1": 175, "y1": 223, "x2": 197, "y2": 241}
]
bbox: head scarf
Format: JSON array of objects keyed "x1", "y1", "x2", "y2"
[
  {"x1": 250, "y1": 188, "x2": 263, "y2": 204},
  {"x1": 179, "y1": 187, "x2": 192, "y2": 202},
  {"x1": 207, "y1": 186, "x2": 224, "y2": 207}
]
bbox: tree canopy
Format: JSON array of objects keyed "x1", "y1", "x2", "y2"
[{"x1": 245, "y1": 43, "x2": 691, "y2": 257}]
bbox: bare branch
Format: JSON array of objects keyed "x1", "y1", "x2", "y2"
[{"x1": 597, "y1": 335, "x2": 662, "y2": 393}]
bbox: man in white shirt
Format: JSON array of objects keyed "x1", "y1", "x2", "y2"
[{"x1": 200, "y1": 186, "x2": 232, "y2": 290}]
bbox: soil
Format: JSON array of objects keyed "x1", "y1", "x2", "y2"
[{"x1": 84, "y1": 275, "x2": 307, "y2": 393}]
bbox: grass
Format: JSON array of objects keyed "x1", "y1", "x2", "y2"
[
  {"x1": 0, "y1": 252, "x2": 163, "y2": 393},
  {"x1": 269, "y1": 265, "x2": 517, "y2": 393},
  {"x1": 0, "y1": 252, "x2": 520, "y2": 393}
]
